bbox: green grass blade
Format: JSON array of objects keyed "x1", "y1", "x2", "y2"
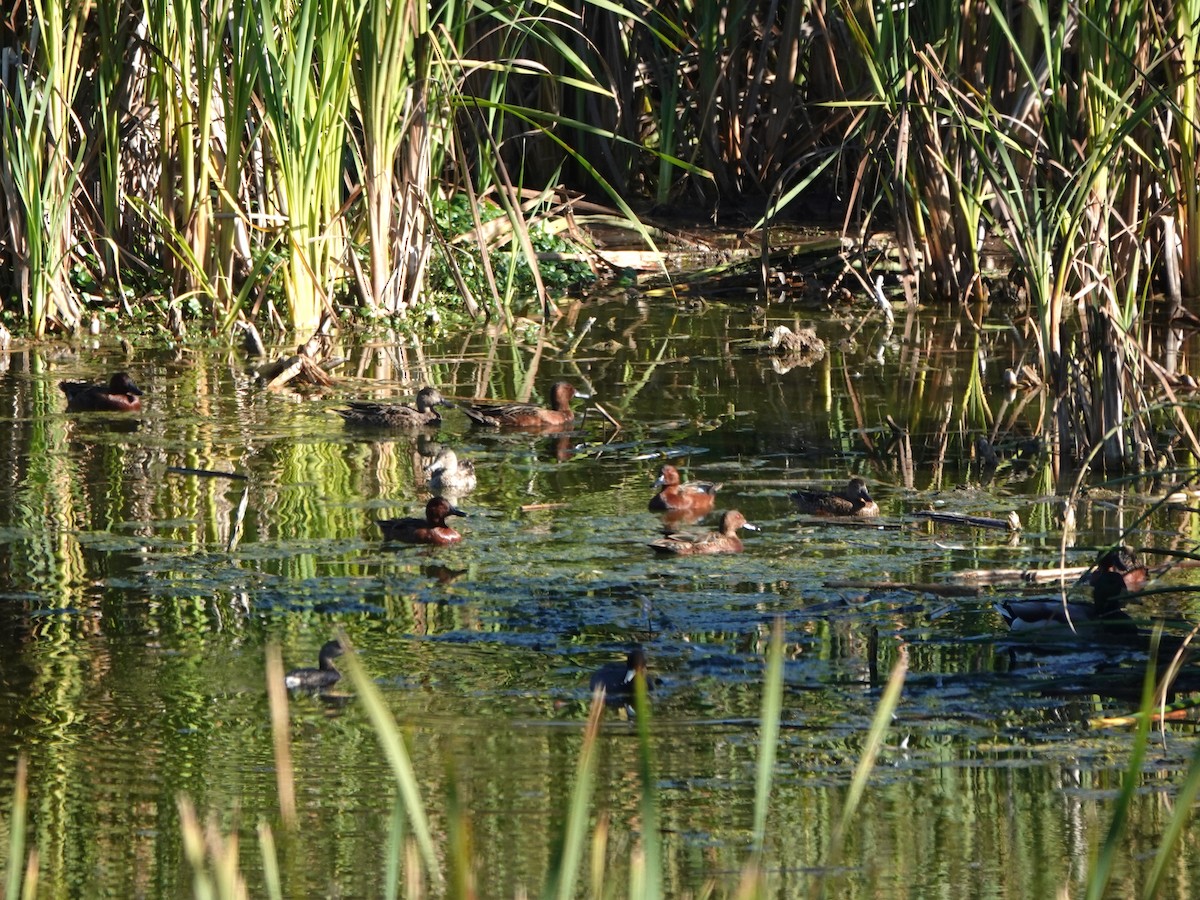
[
  {"x1": 1087, "y1": 636, "x2": 1158, "y2": 900},
  {"x1": 1143, "y1": 740, "x2": 1200, "y2": 898},
  {"x1": 5, "y1": 755, "x2": 27, "y2": 900},
  {"x1": 384, "y1": 794, "x2": 406, "y2": 900},
  {"x1": 545, "y1": 692, "x2": 604, "y2": 900},
  {"x1": 823, "y1": 648, "x2": 907, "y2": 888},
  {"x1": 257, "y1": 822, "x2": 284, "y2": 900},
  {"x1": 751, "y1": 619, "x2": 784, "y2": 855},
  {"x1": 337, "y1": 631, "x2": 441, "y2": 888},
  {"x1": 634, "y1": 669, "x2": 662, "y2": 900}
]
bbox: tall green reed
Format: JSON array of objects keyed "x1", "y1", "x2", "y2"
[
  {"x1": 353, "y1": 0, "x2": 432, "y2": 316},
  {"x1": 0, "y1": 0, "x2": 90, "y2": 336},
  {"x1": 252, "y1": 0, "x2": 364, "y2": 333}
]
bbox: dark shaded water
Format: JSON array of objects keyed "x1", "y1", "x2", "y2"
[{"x1": 0, "y1": 294, "x2": 1198, "y2": 896}]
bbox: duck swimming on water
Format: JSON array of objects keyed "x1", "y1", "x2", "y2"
[
  {"x1": 648, "y1": 464, "x2": 722, "y2": 514},
  {"x1": 791, "y1": 477, "x2": 879, "y2": 518},
  {"x1": 284, "y1": 639, "x2": 345, "y2": 690},
  {"x1": 336, "y1": 386, "x2": 452, "y2": 428},
  {"x1": 60, "y1": 372, "x2": 144, "y2": 413},
  {"x1": 589, "y1": 649, "x2": 650, "y2": 700},
  {"x1": 376, "y1": 496, "x2": 467, "y2": 545},
  {"x1": 464, "y1": 381, "x2": 587, "y2": 429},
  {"x1": 649, "y1": 510, "x2": 757, "y2": 555}
]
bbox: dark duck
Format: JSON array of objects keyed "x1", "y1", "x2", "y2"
[
  {"x1": 60, "y1": 372, "x2": 143, "y2": 413},
  {"x1": 284, "y1": 639, "x2": 345, "y2": 690}
]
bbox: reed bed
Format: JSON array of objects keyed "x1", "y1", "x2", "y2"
[{"x1": 3, "y1": 0, "x2": 1200, "y2": 465}]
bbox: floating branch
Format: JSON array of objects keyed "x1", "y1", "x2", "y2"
[{"x1": 914, "y1": 510, "x2": 1021, "y2": 531}]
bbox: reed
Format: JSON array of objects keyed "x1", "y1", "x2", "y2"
[
  {"x1": 252, "y1": 0, "x2": 363, "y2": 333},
  {"x1": 0, "y1": 0, "x2": 89, "y2": 336},
  {"x1": 352, "y1": 0, "x2": 432, "y2": 316}
]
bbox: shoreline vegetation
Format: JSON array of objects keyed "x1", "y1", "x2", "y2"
[{"x1": 4, "y1": 2, "x2": 1200, "y2": 471}]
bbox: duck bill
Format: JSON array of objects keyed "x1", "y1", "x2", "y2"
[
  {"x1": 447, "y1": 505, "x2": 468, "y2": 518},
  {"x1": 741, "y1": 522, "x2": 760, "y2": 531}
]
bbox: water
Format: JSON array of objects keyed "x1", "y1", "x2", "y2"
[{"x1": 0, "y1": 295, "x2": 1197, "y2": 897}]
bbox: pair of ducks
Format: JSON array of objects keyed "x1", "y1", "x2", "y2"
[
  {"x1": 649, "y1": 465, "x2": 877, "y2": 518},
  {"x1": 286, "y1": 638, "x2": 650, "y2": 700},
  {"x1": 336, "y1": 381, "x2": 586, "y2": 431},
  {"x1": 645, "y1": 467, "x2": 878, "y2": 556}
]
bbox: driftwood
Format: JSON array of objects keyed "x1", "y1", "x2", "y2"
[
  {"x1": 946, "y1": 566, "x2": 1089, "y2": 586},
  {"x1": 166, "y1": 466, "x2": 248, "y2": 482},
  {"x1": 822, "y1": 580, "x2": 982, "y2": 597},
  {"x1": 914, "y1": 510, "x2": 1022, "y2": 532},
  {"x1": 257, "y1": 316, "x2": 338, "y2": 390}
]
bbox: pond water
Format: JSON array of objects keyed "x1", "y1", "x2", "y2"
[{"x1": 0, "y1": 292, "x2": 1198, "y2": 897}]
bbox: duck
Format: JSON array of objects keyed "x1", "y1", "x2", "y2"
[
  {"x1": 1091, "y1": 545, "x2": 1148, "y2": 591},
  {"x1": 791, "y1": 477, "x2": 879, "y2": 517},
  {"x1": 336, "y1": 386, "x2": 452, "y2": 428},
  {"x1": 648, "y1": 510, "x2": 757, "y2": 555},
  {"x1": 995, "y1": 548, "x2": 1147, "y2": 632},
  {"x1": 59, "y1": 372, "x2": 143, "y2": 412},
  {"x1": 284, "y1": 639, "x2": 345, "y2": 690},
  {"x1": 589, "y1": 648, "x2": 650, "y2": 699},
  {"x1": 424, "y1": 447, "x2": 477, "y2": 494},
  {"x1": 648, "y1": 464, "x2": 722, "y2": 513},
  {"x1": 376, "y1": 496, "x2": 466, "y2": 545},
  {"x1": 464, "y1": 381, "x2": 587, "y2": 429}
]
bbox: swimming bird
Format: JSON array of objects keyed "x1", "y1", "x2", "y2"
[
  {"x1": 284, "y1": 639, "x2": 345, "y2": 690},
  {"x1": 60, "y1": 372, "x2": 143, "y2": 412},
  {"x1": 648, "y1": 510, "x2": 757, "y2": 555},
  {"x1": 589, "y1": 648, "x2": 650, "y2": 699},
  {"x1": 648, "y1": 464, "x2": 722, "y2": 513},
  {"x1": 464, "y1": 381, "x2": 587, "y2": 429},
  {"x1": 998, "y1": 571, "x2": 1137, "y2": 633},
  {"x1": 336, "y1": 386, "x2": 452, "y2": 428},
  {"x1": 376, "y1": 496, "x2": 466, "y2": 545},
  {"x1": 1090, "y1": 546, "x2": 1148, "y2": 592},
  {"x1": 425, "y1": 447, "x2": 477, "y2": 494},
  {"x1": 791, "y1": 477, "x2": 879, "y2": 517}
]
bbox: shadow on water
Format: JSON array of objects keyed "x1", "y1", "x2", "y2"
[{"x1": 0, "y1": 294, "x2": 1197, "y2": 895}]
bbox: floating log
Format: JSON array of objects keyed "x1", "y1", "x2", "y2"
[
  {"x1": 914, "y1": 510, "x2": 1021, "y2": 531},
  {"x1": 166, "y1": 466, "x2": 248, "y2": 481},
  {"x1": 822, "y1": 580, "x2": 982, "y2": 597}
]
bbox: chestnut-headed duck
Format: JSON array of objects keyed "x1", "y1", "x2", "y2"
[
  {"x1": 464, "y1": 381, "x2": 587, "y2": 429},
  {"x1": 648, "y1": 464, "x2": 722, "y2": 513},
  {"x1": 377, "y1": 496, "x2": 466, "y2": 545},
  {"x1": 60, "y1": 372, "x2": 143, "y2": 412}
]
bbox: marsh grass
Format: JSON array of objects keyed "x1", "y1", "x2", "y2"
[
  {"x1": 6, "y1": 0, "x2": 1200, "y2": 483},
  {"x1": 3, "y1": 629, "x2": 1198, "y2": 897}
]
